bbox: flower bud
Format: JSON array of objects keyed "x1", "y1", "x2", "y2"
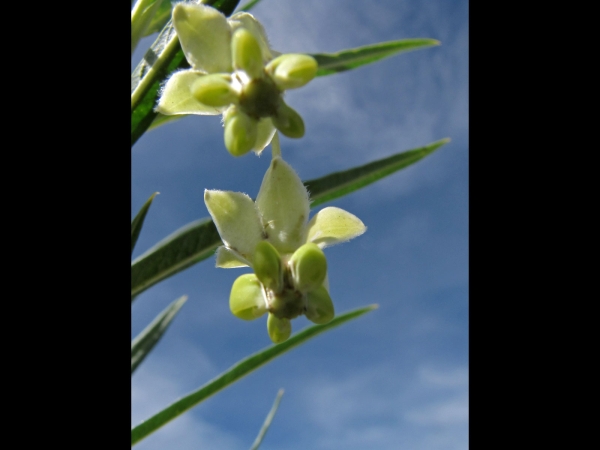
[
  {"x1": 224, "y1": 108, "x2": 258, "y2": 156},
  {"x1": 305, "y1": 286, "x2": 335, "y2": 324},
  {"x1": 229, "y1": 274, "x2": 267, "y2": 320},
  {"x1": 253, "y1": 241, "x2": 282, "y2": 292},
  {"x1": 191, "y1": 74, "x2": 237, "y2": 107},
  {"x1": 267, "y1": 313, "x2": 291, "y2": 343},
  {"x1": 289, "y1": 243, "x2": 327, "y2": 293},
  {"x1": 232, "y1": 28, "x2": 263, "y2": 79},
  {"x1": 272, "y1": 101, "x2": 305, "y2": 138},
  {"x1": 267, "y1": 54, "x2": 318, "y2": 90}
]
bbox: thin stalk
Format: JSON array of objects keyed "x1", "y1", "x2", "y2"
[
  {"x1": 131, "y1": 32, "x2": 180, "y2": 111},
  {"x1": 249, "y1": 389, "x2": 284, "y2": 450}
]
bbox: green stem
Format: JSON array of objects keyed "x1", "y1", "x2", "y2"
[{"x1": 131, "y1": 31, "x2": 180, "y2": 111}]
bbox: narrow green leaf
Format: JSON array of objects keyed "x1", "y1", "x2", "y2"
[
  {"x1": 250, "y1": 389, "x2": 284, "y2": 450},
  {"x1": 238, "y1": 0, "x2": 262, "y2": 12},
  {"x1": 131, "y1": 218, "x2": 221, "y2": 299},
  {"x1": 311, "y1": 38, "x2": 440, "y2": 76},
  {"x1": 142, "y1": 0, "x2": 173, "y2": 37},
  {"x1": 131, "y1": 0, "x2": 242, "y2": 147},
  {"x1": 130, "y1": 139, "x2": 448, "y2": 298},
  {"x1": 132, "y1": 192, "x2": 159, "y2": 255},
  {"x1": 132, "y1": 0, "x2": 166, "y2": 55},
  {"x1": 306, "y1": 138, "x2": 450, "y2": 207},
  {"x1": 131, "y1": 295, "x2": 188, "y2": 374},
  {"x1": 131, "y1": 305, "x2": 377, "y2": 445}
]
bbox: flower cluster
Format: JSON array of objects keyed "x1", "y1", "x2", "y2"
[
  {"x1": 205, "y1": 156, "x2": 366, "y2": 343},
  {"x1": 157, "y1": 3, "x2": 317, "y2": 157},
  {"x1": 158, "y1": 3, "x2": 367, "y2": 343}
]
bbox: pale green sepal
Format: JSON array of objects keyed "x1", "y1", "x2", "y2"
[
  {"x1": 157, "y1": 70, "x2": 224, "y2": 115},
  {"x1": 267, "y1": 54, "x2": 317, "y2": 90},
  {"x1": 272, "y1": 102, "x2": 305, "y2": 138},
  {"x1": 191, "y1": 73, "x2": 238, "y2": 108},
  {"x1": 289, "y1": 243, "x2": 327, "y2": 293},
  {"x1": 253, "y1": 241, "x2": 282, "y2": 292},
  {"x1": 228, "y1": 12, "x2": 273, "y2": 62},
  {"x1": 256, "y1": 157, "x2": 310, "y2": 253},
  {"x1": 230, "y1": 274, "x2": 267, "y2": 320},
  {"x1": 305, "y1": 286, "x2": 334, "y2": 324},
  {"x1": 267, "y1": 313, "x2": 291, "y2": 343},
  {"x1": 253, "y1": 117, "x2": 276, "y2": 154},
  {"x1": 224, "y1": 108, "x2": 258, "y2": 156},
  {"x1": 204, "y1": 189, "x2": 263, "y2": 261},
  {"x1": 173, "y1": 3, "x2": 233, "y2": 73},
  {"x1": 232, "y1": 28, "x2": 263, "y2": 79},
  {"x1": 216, "y1": 246, "x2": 250, "y2": 268},
  {"x1": 306, "y1": 206, "x2": 367, "y2": 248}
]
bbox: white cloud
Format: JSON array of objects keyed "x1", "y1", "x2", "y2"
[{"x1": 297, "y1": 363, "x2": 468, "y2": 449}]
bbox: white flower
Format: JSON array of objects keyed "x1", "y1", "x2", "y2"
[
  {"x1": 156, "y1": 3, "x2": 317, "y2": 157},
  {"x1": 204, "y1": 156, "x2": 366, "y2": 343}
]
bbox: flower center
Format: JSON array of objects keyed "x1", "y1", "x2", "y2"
[
  {"x1": 266, "y1": 288, "x2": 305, "y2": 319},
  {"x1": 239, "y1": 77, "x2": 281, "y2": 119}
]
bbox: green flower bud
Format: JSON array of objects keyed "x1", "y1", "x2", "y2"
[
  {"x1": 229, "y1": 274, "x2": 267, "y2": 320},
  {"x1": 224, "y1": 108, "x2": 258, "y2": 156},
  {"x1": 289, "y1": 243, "x2": 327, "y2": 293},
  {"x1": 253, "y1": 240, "x2": 282, "y2": 292},
  {"x1": 267, "y1": 313, "x2": 291, "y2": 343},
  {"x1": 305, "y1": 286, "x2": 335, "y2": 324},
  {"x1": 232, "y1": 28, "x2": 264, "y2": 79},
  {"x1": 191, "y1": 74, "x2": 238, "y2": 107},
  {"x1": 266, "y1": 54, "x2": 318, "y2": 90},
  {"x1": 272, "y1": 101, "x2": 305, "y2": 138}
]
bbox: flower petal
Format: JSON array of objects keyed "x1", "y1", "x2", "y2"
[
  {"x1": 173, "y1": 3, "x2": 232, "y2": 73},
  {"x1": 215, "y1": 246, "x2": 250, "y2": 268},
  {"x1": 256, "y1": 157, "x2": 310, "y2": 253},
  {"x1": 228, "y1": 12, "x2": 273, "y2": 62},
  {"x1": 157, "y1": 70, "x2": 225, "y2": 115},
  {"x1": 204, "y1": 189, "x2": 264, "y2": 262},
  {"x1": 306, "y1": 207, "x2": 367, "y2": 248},
  {"x1": 253, "y1": 118, "x2": 276, "y2": 155}
]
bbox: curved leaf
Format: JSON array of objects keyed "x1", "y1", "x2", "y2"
[
  {"x1": 132, "y1": 0, "x2": 166, "y2": 55},
  {"x1": 132, "y1": 192, "x2": 159, "y2": 255},
  {"x1": 306, "y1": 138, "x2": 450, "y2": 207},
  {"x1": 131, "y1": 218, "x2": 221, "y2": 299},
  {"x1": 131, "y1": 139, "x2": 448, "y2": 298},
  {"x1": 238, "y1": 0, "x2": 262, "y2": 12},
  {"x1": 131, "y1": 295, "x2": 188, "y2": 374},
  {"x1": 250, "y1": 389, "x2": 284, "y2": 450},
  {"x1": 312, "y1": 38, "x2": 440, "y2": 76},
  {"x1": 131, "y1": 305, "x2": 377, "y2": 445}
]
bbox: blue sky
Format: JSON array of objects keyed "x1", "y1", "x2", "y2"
[{"x1": 132, "y1": 0, "x2": 468, "y2": 448}]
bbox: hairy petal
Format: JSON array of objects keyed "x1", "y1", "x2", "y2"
[
  {"x1": 173, "y1": 3, "x2": 232, "y2": 73},
  {"x1": 306, "y1": 207, "x2": 367, "y2": 248},
  {"x1": 204, "y1": 190, "x2": 264, "y2": 262},
  {"x1": 256, "y1": 157, "x2": 310, "y2": 253},
  {"x1": 157, "y1": 70, "x2": 225, "y2": 115}
]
